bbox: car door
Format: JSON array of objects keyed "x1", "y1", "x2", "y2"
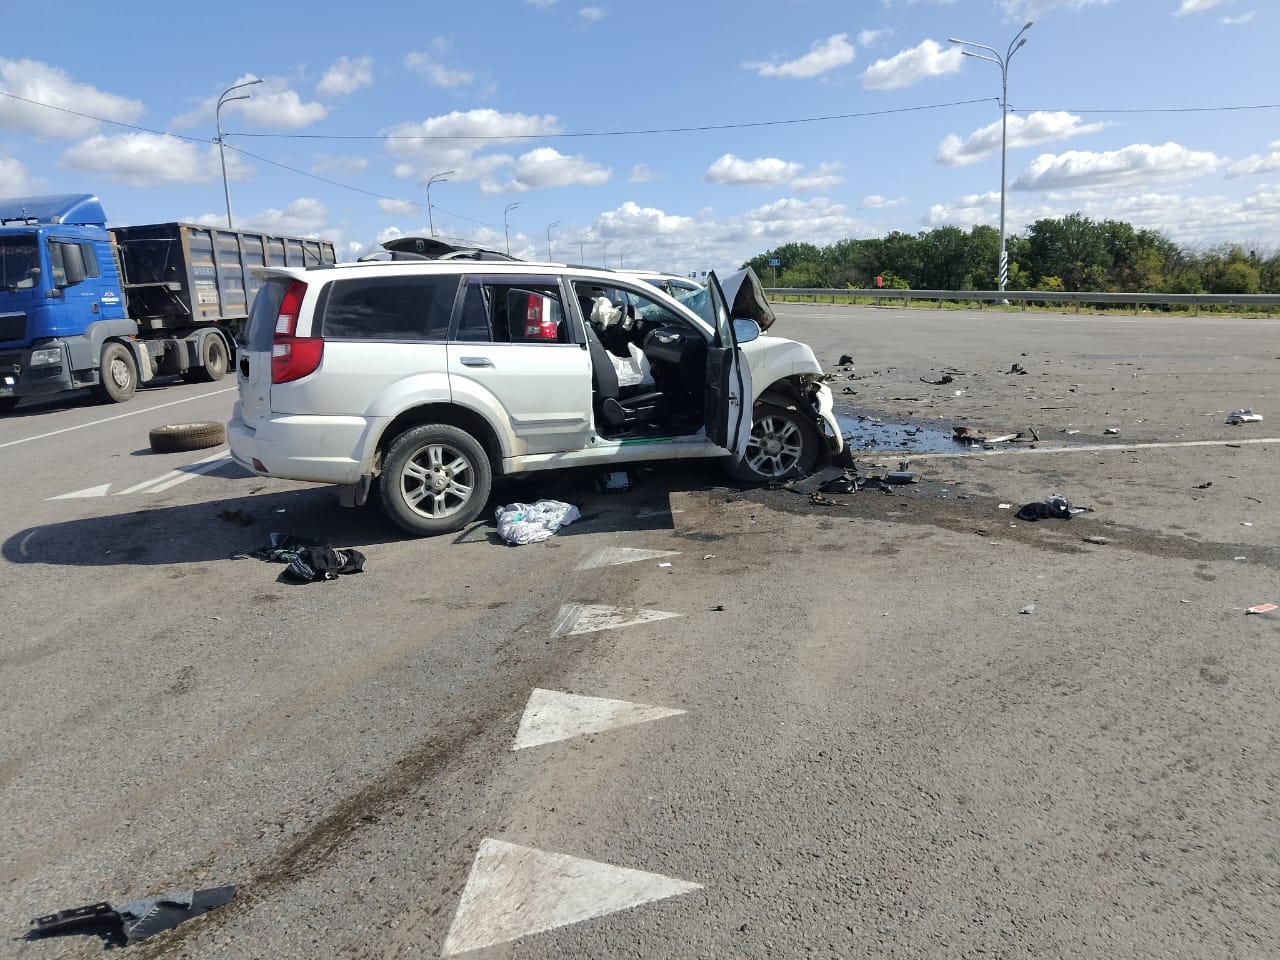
[
  {"x1": 702, "y1": 271, "x2": 752, "y2": 459},
  {"x1": 447, "y1": 275, "x2": 592, "y2": 455}
]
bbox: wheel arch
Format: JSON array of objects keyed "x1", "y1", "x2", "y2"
[{"x1": 374, "y1": 403, "x2": 504, "y2": 479}]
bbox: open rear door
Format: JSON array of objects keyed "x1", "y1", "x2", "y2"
[{"x1": 703, "y1": 271, "x2": 752, "y2": 459}]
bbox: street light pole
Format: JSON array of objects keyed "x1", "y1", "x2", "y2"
[
  {"x1": 602, "y1": 239, "x2": 611, "y2": 269},
  {"x1": 425, "y1": 170, "x2": 454, "y2": 238},
  {"x1": 949, "y1": 21, "x2": 1033, "y2": 295},
  {"x1": 579, "y1": 230, "x2": 591, "y2": 264},
  {"x1": 216, "y1": 78, "x2": 263, "y2": 230},
  {"x1": 503, "y1": 202, "x2": 522, "y2": 256},
  {"x1": 546, "y1": 220, "x2": 560, "y2": 261}
]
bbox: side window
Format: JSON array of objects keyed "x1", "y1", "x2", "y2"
[
  {"x1": 78, "y1": 242, "x2": 101, "y2": 279},
  {"x1": 47, "y1": 242, "x2": 68, "y2": 286},
  {"x1": 452, "y1": 278, "x2": 568, "y2": 344},
  {"x1": 320, "y1": 274, "x2": 459, "y2": 340}
]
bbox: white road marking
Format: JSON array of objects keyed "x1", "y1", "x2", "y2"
[
  {"x1": 577, "y1": 547, "x2": 682, "y2": 569},
  {"x1": 0, "y1": 388, "x2": 235, "y2": 451},
  {"x1": 48, "y1": 483, "x2": 112, "y2": 500},
  {"x1": 551, "y1": 603, "x2": 681, "y2": 638},
  {"x1": 885, "y1": 435, "x2": 1280, "y2": 462},
  {"x1": 513, "y1": 688, "x2": 686, "y2": 750},
  {"x1": 442, "y1": 839, "x2": 701, "y2": 956},
  {"x1": 113, "y1": 450, "x2": 232, "y2": 495}
]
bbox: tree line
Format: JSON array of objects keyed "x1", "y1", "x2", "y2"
[{"x1": 742, "y1": 213, "x2": 1278, "y2": 295}]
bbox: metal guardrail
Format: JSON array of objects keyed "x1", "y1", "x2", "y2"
[{"x1": 762, "y1": 288, "x2": 1280, "y2": 316}]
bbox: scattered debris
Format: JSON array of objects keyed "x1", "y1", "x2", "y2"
[
  {"x1": 953, "y1": 426, "x2": 1020, "y2": 445},
  {"x1": 241, "y1": 533, "x2": 366, "y2": 583},
  {"x1": 1246, "y1": 603, "x2": 1277, "y2": 615},
  {"x1": 595, "y1": 470, "x2": 634, "y2": 493},
  {"x1": 920, "y1": 374, "x2": 955, "y2": 385},
  {"x1": 1196, "y1": 482, "x2": 1213, "y2": 489},
  {"x1": 217, "y1": 509, "x2": 254, "y2": 526},
  {"x1": 657, "y1": 562, "x2": 673, "y2": 568},
  {"x1": 1028, "y1": 427, "x2": 1040, "y2": 442},
  {"x1": 809, "y1": 491, "x2": 839, "y2": 506},
  {"x1": 782, "y1": 466, "x2": 847, "y2": 496},
  {"x1": 884, "y1": 471, "x2": 919, "y2": 484},
  {"x1": 838, "y1": 354, "x2": 854, "y2": 366},
  {"x1": 1104, "y1": 427, "x2": 1120, "y2": 435},
  {"x1": 820, "y1": 475, "x2": 857, "y2": 494},
  {"x1": 495, "y1": 500, "x2": 581, "y2": 545},
  {"x1": 711, "y1": 604, "x2": 726, "y2": 612},
  {"x1": 1227, "y1": 409, "x2": 1263, "y2": 425},
  {"x1": 27, "y1": 886, "x2": 237, "y2": 946},
  {"x1": 1007, "y1": 363, "x2": 1028, "y2": 375},
  {"x1": 998, "y1": 503, "x2": 1013, "y2": 510},
  {"x1": 1082, "y1": 535, "x2": 1110, "y2": 545},
  {"x1": 1020, "y1": 604, "x2": 1035, "y2": 615},
  {"x1": 1063, "y1": 429, "x2": 1081, "y2": 435}
]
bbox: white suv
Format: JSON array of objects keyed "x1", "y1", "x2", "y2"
[{"x1": 228, "y1": 261, "x2": 842, "y2": 535}]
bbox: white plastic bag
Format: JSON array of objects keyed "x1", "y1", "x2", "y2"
[{"x1": 495, "y1": 500, "x2": 581, "y2": 545}]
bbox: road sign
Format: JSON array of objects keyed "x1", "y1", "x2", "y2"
[{"x1": 768, "y1": 258, "x2": 780, "y2": 267}]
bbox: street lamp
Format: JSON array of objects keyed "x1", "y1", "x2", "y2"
[
  {"x1": 546, "y1": 220, "x2": 560, "y2": 261},
  {"x1": 425, "y1": 170, "x2": 454, "y2": 238},
  {"x1": 578, "y1": 230, "x2": 591, "y2": 264},
  {"x1": 216, "y1": 77, "x2": 263, "y2": 230},
  {"x1": 949, "y1": 20, "x2": 1033, "y2": 296},
  {"x1": 503, "y1": 201, "x2": 522, "y2": 256},
  {"x1": 602, "y1": 239, "x2": 612, "y2": 268}
]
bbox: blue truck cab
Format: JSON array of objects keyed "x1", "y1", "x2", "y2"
[{"x1": 0, "y1": 194, "x2": 138, "y2": 411}]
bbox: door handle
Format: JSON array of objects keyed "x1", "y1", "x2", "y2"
[{"x1": 459, "y1": 357, "x2": 494, "y2": 368}]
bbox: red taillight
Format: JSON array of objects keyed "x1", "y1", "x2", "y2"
[{"x1": 271, "y1": 280, "x2": 323, "y2": 383}]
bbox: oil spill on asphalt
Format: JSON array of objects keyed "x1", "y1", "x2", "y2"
[{"x1": 837, "y1": 415, "x2": 973, "y2": 454}]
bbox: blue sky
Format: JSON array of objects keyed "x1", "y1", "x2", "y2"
[{"x1": 1, "y1": 0, "x2": 1275, "y2": 276}]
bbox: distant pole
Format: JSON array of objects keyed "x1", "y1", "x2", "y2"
[
  {"x1": 216, "y1": 78, "x2": 263, "y2": 230},
  {"x1": 950, "y1": 21, "x2": 1033, "y2": 295},
  {"x1": 503, "y1": 201, "x2": 522, "y2": 255},
  {"x1": 579, "y1": 230, "x2": 591, "y2": 263},
  {"x1": 546, "y1": 220, "x2": 560, "y2": 260},
  {"x1": 602, "y1": 239, "x2": 612, "y2": 269},
  {"x1": 425, "y1": 170, "x2": 454, "y2": 238}
]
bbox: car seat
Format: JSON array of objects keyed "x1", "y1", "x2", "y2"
[{"x1": 583, "y1": 322, "x2": 663, "y2": 427}]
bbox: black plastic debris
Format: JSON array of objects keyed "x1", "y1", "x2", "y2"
[
  {"x1": 838, "y1": 354, "x2": 854, "y2": 366},
  {"x1": 1007, "y1": 362, "x2": 1028, "y2": 375},
  {"x1": 782, "y1": 466, "x2": 848, "y2": 496},
  {"x1": 920, "y1": 374, "x2": 955, "y2": 385},
  {"x1": 243, "y1": 533, "x2": 366, "y2": 583},
  {"x1": 27, "y1": 886, "x2": 237, "y2": 946}
]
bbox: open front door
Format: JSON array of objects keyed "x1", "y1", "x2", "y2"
[{"x1": 703, "y1": 271, "x2": 752, "y2": 459}]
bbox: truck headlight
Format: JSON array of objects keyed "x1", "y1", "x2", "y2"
[{"x1": 30, "y1": 347, "x2": 62, "y2": 366}]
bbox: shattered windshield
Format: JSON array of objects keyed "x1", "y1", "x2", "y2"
[{"x1": 0, "y1": 235, "x2": 39, "y2": 292}]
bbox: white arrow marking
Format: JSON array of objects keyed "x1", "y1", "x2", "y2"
[
  {"x1": 442, "y1": 839, "x2": 701, "y2": 956},
  {"x1": 113, "y1": 450, "x2": 232, "y2": 496},
  {"x1": 48, "y1": 483, "x2": 112, "y2": 500},
  {"x1": 578, "y1": 547, "x2": 681, "y2": 569},
  {"x1": 513, "y1": 688, "x2": 686, "y2": 751},
  {"x1": 551, "y1": 603, "x2": 681, "y2": 637}
]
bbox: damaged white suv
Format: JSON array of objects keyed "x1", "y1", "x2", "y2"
[{"x1": 228, "y1": 258, "x2": 842, "y2": 535}]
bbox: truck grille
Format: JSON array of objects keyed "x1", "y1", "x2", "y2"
[{"x1": 0, "y1": 312, "x2": 27, "y2": 343}]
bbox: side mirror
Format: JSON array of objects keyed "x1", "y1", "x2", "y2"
[
  {"x1": 731, "y1": 317, "x2": 760, "y2": 344},
  {"x1": 59, "y1": 244, "x2": 86, "y2": 286}
]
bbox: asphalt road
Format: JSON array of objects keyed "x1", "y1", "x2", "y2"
[{"x1": 3, "y1": 305, "x2": 1279, "y2": 959}]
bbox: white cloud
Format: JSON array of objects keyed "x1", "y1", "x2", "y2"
[
  {"x1": 172, "y1": 75, "x2": 327, "y2": 130},
  {"x1": 0, "y1": 59, "x2": 142, "y2": 139},
  {"x1": 59, "y1": 132, "x2": 239, "y2": 187},
  {"x1": 405, "y1": 50, "x2": 474, "y2": 88},
  {"x1": 923, "y1": 191, "x2": 1003, "y2": 229},
  {"x1": 862, "y1": 39, "x2": 964, "y2": 90},
  {"x1": 790, "y1": 162, "x2": 845, "y2": 192},
  {"x1": 1226, "y1": 141, "x2": 1280, "y2": 178},
  {"x1": 1175, "y1": 0, "x2": 1226, "y2": 13},
  {"x1": 312, "y1": 154, "x2": 369, "y2": 176},
  {"x1": 1222, "y1": 10, "x2": 1256, "y2": 23},
  {"x1": 705, "y1": 154, "x2": 802, "y2": 186},
  {"x1": 383, "y1": 109, "x2": 562, "y2": 183},
  {"x1": 937, "y1": 111, "x2": 1109, "y2": 167},
  {"x1": 317, "y1": 56, "x2": 373, "y2": 97},
  {"x1": 862, "y1": 194, "x2": 907, "y2": 209},
  {"x1": 857, "y1": 28, "x2": 890, "y2": 47},
  {"x1": 377, "y1": 198, "x2": 419, "y2": 216},
  {"x1": 237, "y1": 198, "x2": 331, "y2": 236},
  {"x1": 628, "y1": 163, "x2": 656, "y2": 183},
  {"x1": 744, "y1": 34, "x2": 856, "y2": 79},
  {"x1": 0, "y1": 156, "x2": 43, "y2": 195},
  {"x1": 596, "y1": 201, "x2": 696, "y2": 236},
  {"x1": 579, "y1": 6, "x2": 606, "y2": 21},
  {"x1": 1013, "y1": 142, "x2": 1226, "y2": 191},
  {"x1": 997, "y1": 0, "x2": 1116, "y2": 15},
  {"x1": 487, "y1": 147, "x2": 611, "y2": 193},
  {"x1": 722, "y1": 197, "x2": 878, "y2": 246}
]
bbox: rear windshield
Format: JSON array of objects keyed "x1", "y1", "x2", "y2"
[
  {"x1": 244, "y1": 277, "x2": 289, "y2": 352},
  {"x1": 319, "y1": 275, "x2": 460, "y2": 340}
]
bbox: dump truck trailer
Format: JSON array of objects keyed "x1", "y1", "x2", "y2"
[{"x1": 0, "y1": 193, "x2": 336, "y2": 412}]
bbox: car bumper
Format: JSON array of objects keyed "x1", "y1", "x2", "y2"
[
  {"x1": 228, "y1": 407, "x2": 374, "y2": 485},
  {"x1": 813, "y1": 384, "x2": 843, "y2": 454}
]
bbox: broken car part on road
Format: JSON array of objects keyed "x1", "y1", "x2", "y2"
[{"x1": 27, "y1": 886, "x2": 236, "y2": 946}]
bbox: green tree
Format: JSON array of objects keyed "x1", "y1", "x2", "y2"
[{"x1": 1024, "y1": 213, "x2": 1111, "y2": 290}]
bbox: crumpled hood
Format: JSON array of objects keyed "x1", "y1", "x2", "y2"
[{"x1": 717, "y1": 267, "x2": 776, "y2": 332}]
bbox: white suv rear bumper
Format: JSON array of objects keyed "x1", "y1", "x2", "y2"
[{"x1": 228, "y1": 406, "x2": 374, "y2": 485}]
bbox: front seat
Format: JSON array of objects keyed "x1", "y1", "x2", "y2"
[{"x1": 583, "y1": 322, "x2": 663, "y2": 427}]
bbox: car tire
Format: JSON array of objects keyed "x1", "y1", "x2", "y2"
[
  {"x1": 724, "y1": 402, "x2": 821, "y2": 482},
  {"x1": 149, "y1": 421, "x2": 227, "y2": 453},
  {"x1": 191, "y1": 333, "x2": 230, "y2": 382},
  {"x1": 379, "y1": 423, "x2": 492, "y2": 536},
  {"x1": 92, "y1": 341, "x2": 138, "y2": 404}
]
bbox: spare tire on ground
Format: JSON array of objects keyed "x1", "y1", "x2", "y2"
[{"x1": 149, "y1": 421, "x2": 227, "y2": 453}]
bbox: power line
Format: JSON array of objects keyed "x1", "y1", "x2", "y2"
[
  {"x1": 0, "y1": 90, "x2": 210, "y2": 143},
  {"x1": 1023, "y1": 103, "x2": 1280, "y2": 115}
]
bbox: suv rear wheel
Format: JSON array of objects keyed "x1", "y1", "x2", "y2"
[{"x1": 379, "y1": 423, "x2": 492, "y2": 535}]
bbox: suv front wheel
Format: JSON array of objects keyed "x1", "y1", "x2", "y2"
[{"x1": 379, "y1": 423, "x2": 492, "y2": 535}]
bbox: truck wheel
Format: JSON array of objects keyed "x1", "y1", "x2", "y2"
[
  {"x1": 92, "y1": 342, "x2": 137, "y2": 403},
  {"x1": 378, "y1": 423, "x2": 492, "y2": 536},
  {"x1": 724, "y1": 402, "x2": 820, "y2": 482},
  {"x1": 191, "y1": 334, "x2": 229, "y2": 382},
  {"x1": 149, "y1": 421, "x2": 227, "y2": 453},
  {"x1": 0, "y1": 398, "x2": 17, "y2": 415}
]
